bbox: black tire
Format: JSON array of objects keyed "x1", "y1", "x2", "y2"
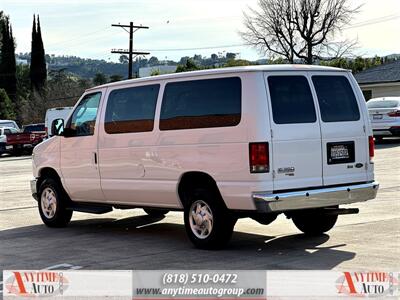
[
  {"x1": 292, "y1": 209, "x2": 338, "y2": 236},
  {"x1": 38, "y1": 178, "x2": 73, "y2": 227},
  {"x1": 143, "y1": 208, "x2": 169, "y2": 217},
  {"x1": 184, "y1": 188, "x2": 236, "y2": 249},
  {"x1": 12, "y1": 147, "x2": 22, "y2": 157}
]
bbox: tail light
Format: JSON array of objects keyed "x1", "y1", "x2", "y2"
[
  {"x1": 369, "y1": 136, "x2": 374, "y2": 160},
  {"x1": 249, "y1": 142, "x2": 269, "y2": 173},
  {"x1": 388, "y1": 110, "x2": 400, "y2": 117}
]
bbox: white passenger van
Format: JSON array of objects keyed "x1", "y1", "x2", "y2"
[{"x1": 31, "y1": 65, "x2": 379, "y2": 249}]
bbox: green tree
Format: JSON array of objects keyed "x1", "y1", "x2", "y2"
[
  {"x1": 119, "y1": 55, "x2": 128, "y2": 64},
  {"x1": 30, "y1": 15, "x2": 47, "y2": 91},
  {"x1": 226, "y1": 52, "x2": 236, "y2": 60},
  {"x1": 224, "y1": 59, "x2": 253, "y2": 67},
  {"x1": 109, "y1": 74, "x2": 123, "y2": 82},
  {"x1": 176, "y1": 59, "x2": 201, "y2": 73},
  {"x1": 150, "y1": 69, "x2": 160, "y2": 76},
  {"x1": 0, "y1": 13, "x2": 17, "y2": 102},
  {"x1": 148, "y1": 56, "x2": 160, "y2": 66},
  {"x1": 93, "y1": 72, "x2": 107, "y2": 85},
  {"x1": 0, "y1": 88, "x2": 16, "y2": 119}
]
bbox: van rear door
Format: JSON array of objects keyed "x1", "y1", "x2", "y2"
[
  {"x1": 310, "y1": 72, "x2": 368, "y2": 185},
  {"x1": 265, "y1": 73, "x2": 323, "y2": 191}
]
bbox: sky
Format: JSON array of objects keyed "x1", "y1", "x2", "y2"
[{"x1": 2, "y1": 0, "x2": 400, "y2": 62}]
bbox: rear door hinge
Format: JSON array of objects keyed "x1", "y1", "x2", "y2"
[
  {"x1": 363, "y1": 125, "x2": 366, "y2": 133},
  {"x1": 270, "y1": 129, "x2": 273, "y2": 138}
]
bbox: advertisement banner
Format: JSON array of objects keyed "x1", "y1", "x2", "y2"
[
  {"x1": 266, "y1": 271, "x2": 399, "y2": 299},
  {"x1": 132, "y1": 270, "x2": 266, "y2": 299},
  {"x1": 2, "y1": 270, "x2": 399, "y2": 299},
  {"x1": 3, "y1": 270, "x2": 132, "y2": 299}
]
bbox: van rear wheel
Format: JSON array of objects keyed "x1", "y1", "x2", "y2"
[
  {"x1": 292, "y1": 209, "x2": 338, "y2": 236},
  {"x1": 184, "y1": 188, "x2": 236, "y2": 249}
]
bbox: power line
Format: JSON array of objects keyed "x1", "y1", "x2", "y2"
[
  {"x1": 137, "y1": 15, "x2": 400, "y2": 53},
  {"x1": 41, "y1": 13, "x2": 399, "y2": 55},
  {"x1": 46, "y1": 27, "x2": 110, "y2": 47},
  {"x1": 345, "y1": 14, "x2": 400, "y2": 29},
  {"x1": 111, "y1": 22, "x2": 150, "y2": 79},
  {"x1": 140, "y1": 43, "x2": 248, "y2": 52}
]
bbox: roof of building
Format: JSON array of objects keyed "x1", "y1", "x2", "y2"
[
  {"x1": 354, "y1": 60, "x2": 400, "y2": 85},
  {"x1": 88, "y1": 64, "x2": 346, "y2": 91}
]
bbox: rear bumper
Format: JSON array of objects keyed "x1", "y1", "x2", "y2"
[
  {"x1": 253, "y1": 181, "x2": 379, "y2": 213},
  {"x1": 0, "y1": 142, "x2": 12, "y2": 152},
  {"x1": 373, "y1": 126, "x2": 400, "y2": 136}
]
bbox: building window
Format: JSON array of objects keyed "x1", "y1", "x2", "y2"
[{"x1": 362, "y1": 90, "x2": 372, "y2": 101}]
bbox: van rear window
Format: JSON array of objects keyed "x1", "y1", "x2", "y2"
[
  {"x1": 312, "y1": 76, "x2": 360, "y2": 122},
  {"x1": 268, "y1": 76, "x2": 316, "y2": 124},
  {"x1": 160, "y1": 77, "x2": 241, "y2": 130}
]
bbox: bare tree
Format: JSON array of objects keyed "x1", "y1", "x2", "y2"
[{"x1": 241, "y1": 0, "x2": 360, "y2": 64}]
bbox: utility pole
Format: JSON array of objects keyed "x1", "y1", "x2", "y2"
[{"x1": 111, "y1": 22, "x2": 150, "y2": 79}]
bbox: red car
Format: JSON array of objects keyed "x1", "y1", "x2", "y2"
[{"x1": 6, "y1": 123, "x2": 46, "y2": 156}]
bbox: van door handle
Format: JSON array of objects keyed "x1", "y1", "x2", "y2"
[{"x1": 93, "y1": 152, "x2": 97, "y2": 164}]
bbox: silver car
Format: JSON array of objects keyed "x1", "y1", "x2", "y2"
[{"x1": 367, "y1": 97, "x2": 400, "y2": 140}]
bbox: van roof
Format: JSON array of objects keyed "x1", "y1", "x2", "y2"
[{"x1": 87, "y1": 64, "x2": 347, "y2": 91}]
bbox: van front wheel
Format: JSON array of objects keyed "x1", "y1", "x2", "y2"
[
  {"x1": 184, "y1": 189, "x2": 236, "y2": 249},
  {"x1": 292, "y1": 209, "x2": 338, "y2": 236},
  {"x1": 38, "y1": 178, "x2": 73, "y2": 227}
]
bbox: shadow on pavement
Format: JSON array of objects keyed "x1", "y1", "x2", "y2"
[
  {"x1": 375, "y1": 137, "x2": 400, "y2": 149},
  {"x1": 0, "y1": 213, "x2": 355, "y2": 271}
]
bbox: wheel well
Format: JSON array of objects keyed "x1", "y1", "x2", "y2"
[
  {"x1": 37, "y1": 168, "x2": 62, "y2": 192},
  {"x1": 177, "y1": 172, "x2": 224, "y2": 208}
]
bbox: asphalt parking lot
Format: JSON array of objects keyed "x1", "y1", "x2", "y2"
[{"x1": 0, "y1": 140, "x2": 399, "y2": 279}]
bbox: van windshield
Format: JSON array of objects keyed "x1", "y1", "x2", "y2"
[{"x1": 367, "y1": 100, "x2": 399, "y2": 109}]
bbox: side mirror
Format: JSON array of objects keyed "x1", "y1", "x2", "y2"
[{"x1": 51, "y1": 118, "x2": 64, "y2": 136}]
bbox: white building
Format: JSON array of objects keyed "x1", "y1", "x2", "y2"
[
  {"x1": 139, "y1": 65, "x2": 177, "y2": 78},
  {"x1": 16, "y1": 58, "x2": 28, "y2": 65},
  {"x1": 355, "y1": 60, "x2": 400, "y2": 100}
]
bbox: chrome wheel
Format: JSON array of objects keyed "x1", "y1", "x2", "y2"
[
  {"x1": 41, "y1": 187, "x2": 57, "y2": 219},
  {"x1": 189, "y1": 200, "x2": 213, "y2": 239}
]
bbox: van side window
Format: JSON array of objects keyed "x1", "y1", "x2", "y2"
[
  {"x1": 69, "y1": 92, "x2": 101, "y2": 136},
  {"x1": 160, "y1": 77, "x2": 241, "y2": 130},
  {"x1": 312, "y1": 76, "x2": 360, "y2": 122},
  {"x1": 105, "y1": 85, "x2": 160, "y2": 134},
  {"x1": 268, "y1": 76, "x2": 316, "y2": 124}
]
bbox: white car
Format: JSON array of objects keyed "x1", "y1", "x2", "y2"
[
  {"x1": 367, "y1": 97, "x2": 400, "y2": 140},
  {"x1": 0, "y1": 120, "x2": 20, "y2": 131},
  {"x1": 0, "y1": 127, "x2": 19, "y2": 155},
  {"x1": 31, "y1": 65, "x2": 379, "y2": 249}
]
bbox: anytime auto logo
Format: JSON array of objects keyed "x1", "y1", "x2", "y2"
[
  {"x1": 336, "y1": 272, "x2": 399, "y2": 296},
  {"x1": 4, "y1": 271, "x2": 69, "y2": 297}
]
